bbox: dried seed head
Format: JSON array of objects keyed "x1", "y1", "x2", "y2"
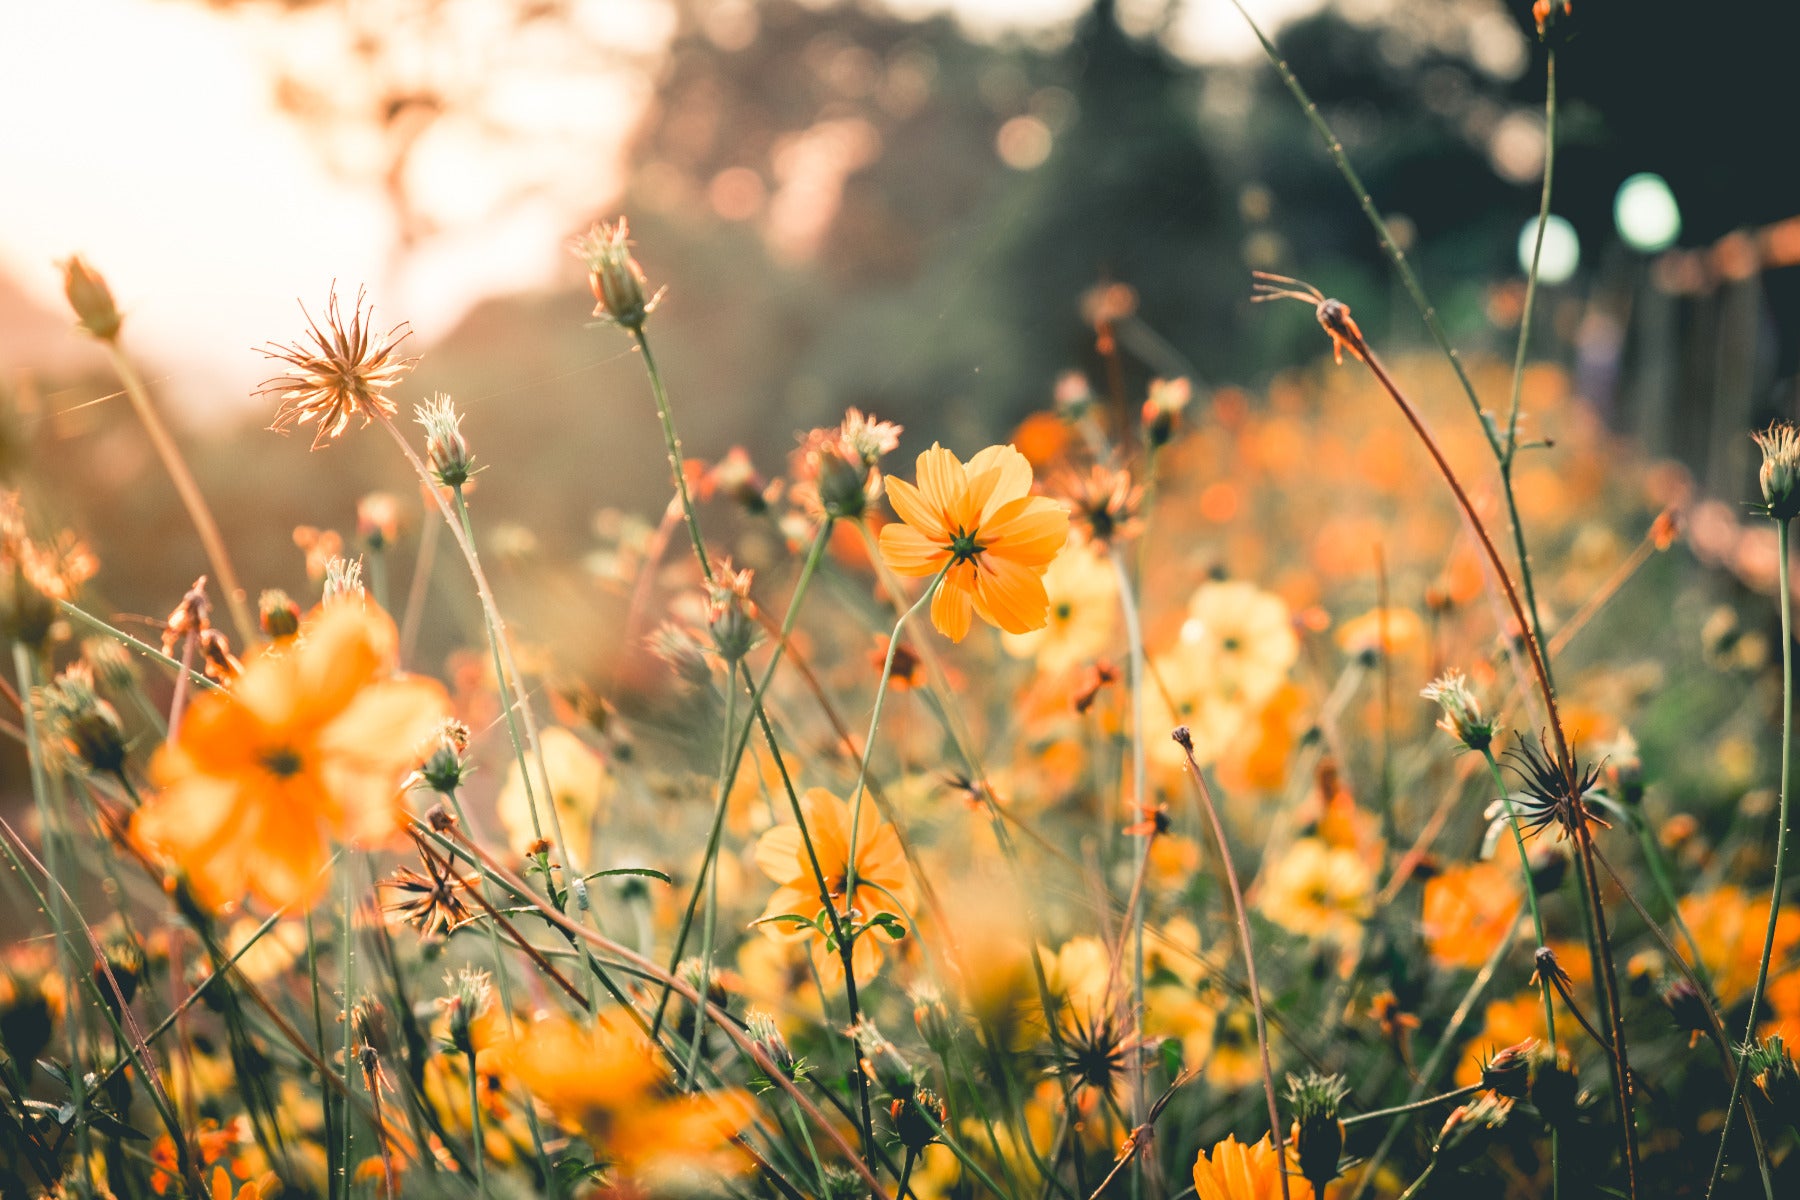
[
  {"x1": 571, "y1": 218, "x2": 663, "y2": 331},
  {"x1": 1754, "y1": 423, "x2": 1800, "y2": 521},
  {"x1": 415, "y1": 393, "x2": 474, "y2": 489},
  {"x1": 61, "y1": 256, "x2": 122, "y2": 342},
  {"x1": 258, "y1": 286, "x2": 416, "y2": 450}
]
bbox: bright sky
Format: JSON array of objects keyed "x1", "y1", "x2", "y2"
[{"x1": 0, "y1": 0, "x2": 1323, "y2": 415}]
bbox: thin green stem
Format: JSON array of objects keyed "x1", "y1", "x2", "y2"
[
  {"x1": 102, "y1": 341, "x2": 256, "y2": 645},
  {"x1": 338, "y1": 861, "x2": 357, "y2": 1193},
  {"x1": 1708, "y1": 518, "x2": 1792, "y2": 1197},
  {"x1": 651, "y1": 519, "x2": 833, "y2": 1036},
  {"x1": 1109, "y1": 546, "x2": 1149, "y2": 1198},
  {"x1": 1342, "y1": 1085, "x2": 1479, "y2": 1126},
  {"x1": 1346, "y1": 912, "x2": 1518, "y2": 1200},
  {"x1": 467, "y1": 1050, "x2": 487, "y2": 1197},
  {"x1": 686, "y1": 665, "x2": 738, "y2": 1086},
  {"x1": 633, "y1": 328, "x2": 713, "y2": 587},
  {"x1": 1175, "y1": 739, "x2": 1288, "y2": 1200}
]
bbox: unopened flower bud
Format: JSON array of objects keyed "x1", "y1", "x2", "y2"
[
  {"x1": 911, "y1": 985, "x2": 956, "y2": 1054},
  {"x1": 1286, "y1": 1071, "x2": 1350, "y2": 1194},
  {"x1": 62, "y1": 256, "x2": 122, "y2": 342},
  {"x1": 357, "y1": 492, "x2": 401, "y2": 551},
  {"x1": 1479, "y1": 1039, "x2": 1537, "y2": 1099},
  {"x1": 413, "y1": 719, "x2": 472, "y2": 796},
  {"x1": 748, "y1": 1009, "x2": 799, "y2": 1081},
  {"x1": 889, "y1": 1087, "x2": 947, "y2": 1153},
  {"x1": 1661, "y1": 979, "x2": 1711, "y2": 1048},
  {"x1": 38, "y1": 663, "x2": 127, "y2": 775},
  {"x1": 259, "y1": 589, "x2": 301, "y2": 640},
  {"x1": 1433, "y1": 1093, "x2": 1512, "y2": 1168},
  {"x1": 1421, "y1": 670, "x2": 1499, "y2": 752},
  {"x1": 572, "y1": 218, "x2": 662, "y2": 331},
  {"x1": 82, "y1": 637, "x2": 137, "y2": 692},
  {"x1": 850, "y1": 1018, "x2": 916, "y2": 1097},
  {"x1": 416, "y1": 394, "x2": 474, "y2": 489},
  {"x1": 1754, "y1": 423, "x2": 1800, "y2": 522},
  {"x1": 438, "y1": 967, "x2": 492, "y2": 1057}
]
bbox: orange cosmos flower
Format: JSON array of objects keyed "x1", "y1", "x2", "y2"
[
  {"x1": 754, "y1": 788, "x2": 916, "y2": 984},
  {"x1": 133, "y1": 601, "x2": 450, "y2": 911},
  {"x1": 878, "y1": 443, "x2": 1069, "y2": 642},
  {"x1": 1192, "y1": 1133, "x2": 1292, "y2": 1200},
  {"x1": 496, "y1": 1013, "x2": 751, "y2": 1181}
]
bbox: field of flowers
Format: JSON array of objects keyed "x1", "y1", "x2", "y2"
[{"x1": 7, "y1": 5, "x2": 1800, "y2": 1199}]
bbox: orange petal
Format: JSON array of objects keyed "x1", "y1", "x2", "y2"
[
  {"x1": 982, "y1": 497, "x2": 1070, "y2": 567},
  {"x1": 964, "y1": 444, "x2": 1035, "y2": 525},
  {"x1": 913, "y1": 445, "x2": 968, "y2": 522},
  {"x1": 883, "y1": 476, "x2": 947, "y2": 541},
  {"x1": 754, "y1": 824, "x2": 805, "y2": 885},
  {"x1": 974, "y1": 555, "x2": 1050, "y2": 635},
  {"x1": 930, "y1": 578, "x2": 975, "y2": 642},
  {"x1": 878, "y1": 522, "x2": 949, "y2": 577}
]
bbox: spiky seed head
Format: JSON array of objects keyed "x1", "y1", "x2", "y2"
[
  {"x1": 258, "y1": 287, "x2": 416, "y2": 450},
  {"x1": 1755, "y1": 423, "x2": 1800, "y2": 521}
]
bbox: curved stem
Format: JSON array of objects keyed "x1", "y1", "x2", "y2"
[
  {"x1": 104, "y1": 343, "x2": 256, "y2": 645},
  {"x1": 1708, "y1": 517, "x2": 1792, "y2": 1197},
  {"x1": 1176, "y1": 739, "x2": 1289, "y2": 1200}
]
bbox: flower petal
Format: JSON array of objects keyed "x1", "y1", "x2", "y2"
[
  {"x1": 974, "y1": 555, "x2": 1051, "y2": 635},
  {"x1": 878, "y1": 522, "x2": 949, "y2": 577},
  {"x1": 930, "y1": 576, "x2": 975, "y2": 642},
  {"x1": 883, "y1": 476, "x2": 947, "y2": 541}
]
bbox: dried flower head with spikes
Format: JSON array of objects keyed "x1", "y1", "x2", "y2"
[
  {"x1": 1504, "y1": 734, "x2": 1608, "y2": 841},
  {"x1": 258, "y1": 287, "x2": 416, "y2": 450},
  {"x1": 1251, "y1": 272, "x2": 1366, "y2": 365}
]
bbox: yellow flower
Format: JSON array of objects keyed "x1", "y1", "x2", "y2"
[
  {"x1": 1147, "y1": 640, "x2": 1254, "y2": 772},
  {"x1": 133, "y1": 602, "x2": 450, "y2": 911},
  {"x1": 1179, "y1": 580, "x2": 1299, "y2": 703},
  {"x1": 1001, "y1": 541, "x2": 1119, "y2": 673},
  {"x1": 1257, "y1": 837, "x2": 1375, "y2": 948},
  {"x1": 879, "y1": 443, "x2": 1070, "y2": 641},
  {"x1": 1193, "y1": 1133, "x2": 1288, "y2": 1200},
  {"x1": 495, "y1": 725, "x2": 611, "y2": 864},
  {"x1": 753, "y1": 788, "x2": 917, "y2": 984}
]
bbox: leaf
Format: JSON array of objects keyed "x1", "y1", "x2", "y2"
[
  {"x1": 583, "y1": 866, "x2": 673, "y2": 885},
  {"x1": 1160, "y1": 1038, "x2": 1185, "y2": 1080}
]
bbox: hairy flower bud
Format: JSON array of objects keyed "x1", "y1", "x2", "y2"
[
  {"x1": 62, "y1": 256, "x2": 122, "y2": 341},
  {"x1": 1421, "y1": 670, "x2": 1499, "y2": 752},
  {"x1": 1286, "y1": 1071, "x2": 1350, "y2": 1194},
  {"x1": 1754, "y1": 423, "x2": 1800, "y2": 522},
  {"x1": 572, "y1": 218, "x2": 663, "y2": 331},
  {"x1": 416, "y1": 394, "x2": 474, "y2": 489},
  {"x1": 38, "y1": 662, "x2": 127, "y2": 775},
  {"x1": 259, "y1": 589, "x2": 301, "y2": 640}
]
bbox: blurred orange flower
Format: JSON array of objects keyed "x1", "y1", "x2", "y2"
[
  {"x1": 879, "y1": 443, "x2": 1070, "y2": 641},
  {"x1": 496, "y1": 1013, "x2": 751, "y2": 1182},
  {"x1": 1422, "y1": 862, "x2": 1521, "y2": 970},
  {"x1": 753, "y1": 788, "x2": 917, "y2": 984},
  {"x1": 133, "y1": 602, "x2": 450, "y2": 910}
]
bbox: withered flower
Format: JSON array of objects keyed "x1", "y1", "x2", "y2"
[
  {"x1": 1504, "y1": 734, "x2": 1608, "y2": 841},
  {"x1": 383, "y1": 833, "x2": 477, "y2": 943},
  {"x1": 258, "y1": 287, "x2": 416, "y2": 450}
]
